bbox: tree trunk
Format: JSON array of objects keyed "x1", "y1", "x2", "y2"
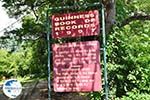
[{"x1": 102, "y1": 0, "x2": 116, "y2": 33}]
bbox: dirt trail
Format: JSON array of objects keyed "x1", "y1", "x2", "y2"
[{"x1": 0, "y1": 80, "x2": 89, "y2": 100}]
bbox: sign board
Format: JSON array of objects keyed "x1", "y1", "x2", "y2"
[
  {"x1": 52, "y1": 10, "x2": 100, "y2": 39},
  {"x1": 3, "y1": 79, "x2": 22, "y2": 98},
  {"x1": 52, "y1": 41, "x2": 102, "y2": 92}
]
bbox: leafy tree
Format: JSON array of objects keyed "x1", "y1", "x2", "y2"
[
  {"x1": 0, "y1": 46, "x2": 32, "y2": 78},
  {"x1": 106, "y1": 0, "x2": 150, "y2": 99}
]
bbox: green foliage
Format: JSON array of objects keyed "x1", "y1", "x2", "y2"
[
  {"x1": 116, "y1": 0, "x2": 130, "y2": 22},
  {"x1": 29, "y1": 39, "x2": 47, "y2": 76},
  {"x1": 127, "y1": 0, "x2": 150, "y2": 13},
  {"x1": 104, "y1": 0, "x2": 150, "y2": 98},
  {"x1": 0, "y1": 49, "x2": 8, "y2": 76},
  {"x1": 107, "y1": 21, "x2": 150, "y2": 98},
  {"x1": 88, "y1": 92, "x2": 103, "y2": 100},
  {"x1": 115, "y1": 91, "x2": 150, "y2": 100},
  {"x1": 0, "y1": 45, "x2": 32, "y2": 78}
]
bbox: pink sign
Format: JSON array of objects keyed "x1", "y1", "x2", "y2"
[
  {"x1": 52, "y1": 41, "x2": 102, "y2": 92},
  {"x1": 52, "y1": 10, "x2": 100, "y2": 39}
]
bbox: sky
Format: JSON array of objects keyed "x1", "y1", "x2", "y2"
[{"x1": 0, "y1": 2, "x2": 21, "y2": 36}]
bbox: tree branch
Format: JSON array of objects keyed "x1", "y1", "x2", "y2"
[
  {"x1": 120, "y1": 13, "x2": 150, "y2": 27},
  {"x1": 31, "y1": 7, "x2": 39, "y2": 21}
]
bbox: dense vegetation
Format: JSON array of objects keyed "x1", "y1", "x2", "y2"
[{"x1": 0, "y1": 0, "x2": 150, "y2": 99}]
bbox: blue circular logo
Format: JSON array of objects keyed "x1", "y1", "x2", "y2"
[{"x1": 3, "y1": 79, "x2": 22, "y2": 98}]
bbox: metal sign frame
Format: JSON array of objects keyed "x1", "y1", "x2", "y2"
[{"x1": 46, "y1": 2, "x2": 108, "y2": 100}]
